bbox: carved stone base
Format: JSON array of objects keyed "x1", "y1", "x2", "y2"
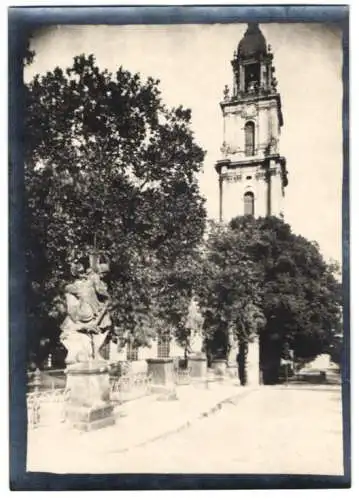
[
  {"x1": 146, "y1": 358, "x2": 177, "y2": 401},
  {"x1": 212, "y1": 359, "x2": 227, "y2": 377},
  {"x1": 188, "y1": 355, "x2": 207, "y2": 379},
  {"x1": 65, "y1": 402, "x2": 115, "y2": 431},
  {"x1": 146, "y1": 358, "x2": 175, "y2": 386},
  {"x1": 227, "y1": 361, "x2": 239, "y2": 379},
  {"x1": 65, "y1": 360, "x2": 115, "y2": 431}
]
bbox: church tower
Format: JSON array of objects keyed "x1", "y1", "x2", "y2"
[{"x1": 216, "y1": 23, "x2": 288, "y2": 222}]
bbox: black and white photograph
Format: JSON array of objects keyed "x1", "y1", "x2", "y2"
[{"x1": 8, "y1": 5, "x2": 350, "y2": 489}]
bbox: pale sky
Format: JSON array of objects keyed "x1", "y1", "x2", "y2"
[{"x1": 26, "y1": 23, "x2": 343, "y2": 264}]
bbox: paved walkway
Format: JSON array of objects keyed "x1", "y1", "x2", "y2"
[
  {"x1": 27, "y1": 382, "x2": 344, "y2": 476},
  {"x1": 27, "y1": 379, "x2": 253, "y2": 473},
  {"x1": 110, "y1": 385, "x2": 343, "y2": 476}
]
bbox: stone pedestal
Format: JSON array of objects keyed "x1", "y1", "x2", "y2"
[
  {"x1": 188, "y1": 355, "x2": 207, "y2": 379},
  {"x1": 129, "y1": 360, "x2": 148, "y2": 374},
  {"x1": 227, "y1": 361, "x2": 239, "y2": 379},
  {"x1": 212, "y1": 359, "x2": 227, "y2": 378},
  {"x1": 65, "y1": 361, "x2": 115, "y2": 431},
  {"x1": 247, "y1": 337, "x2": 260, "y2": 386},
  {"x1": 146, "y1": 358, "x2": 177, "y2": 400}
]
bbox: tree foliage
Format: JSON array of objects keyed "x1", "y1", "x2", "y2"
[
  {"x1": 196, "y1": 216, "x2": 342, "y2": 379},
  {"x1": 24, "y1": 54, "x2": 206, "y2": 363},
  {"x1": 195, "y1": 219, "x2": 264, "y2": 359}
]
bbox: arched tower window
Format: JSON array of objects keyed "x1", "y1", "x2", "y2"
[
  {"x1": 245, "y1": 63, "x2": 260, "y2": 93},
  {"x1": 245, "y1": 121, "x2": 255, "y2": 156},
  {"x1": 244, "y1": 191, "x2": 255, "y2": 216}
]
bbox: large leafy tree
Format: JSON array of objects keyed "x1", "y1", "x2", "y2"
[
  {"x1": 195, "y1": 220, "x2": 263, "y2": 362},
  {"x1": 229, "y1": 217, "x2": 342, "y2": 372},
  {"x1": 24, "y1": 54, "x2": 206, "y2": 364},
  {"x1": 244, "y1": 217, "x2": 342, "y2": 382},
  {"x1": 197, "y1": 216, "x2": 342, "y2": 383}
]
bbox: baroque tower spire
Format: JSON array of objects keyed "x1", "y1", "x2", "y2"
[{"x1": 216, "y1": 23, "x2": 288, "y2": 221}]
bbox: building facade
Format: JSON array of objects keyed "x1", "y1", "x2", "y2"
[{"x1": 216, "y1": 23, "x2": 288, "y2": 222}]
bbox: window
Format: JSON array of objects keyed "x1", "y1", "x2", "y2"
[
  {"x1": 245, "y1": 122, "x2": 255, "y2": 156},
  {"x1": 245, "y1": 63, "x2": 260, "y2": 92},
  {"x1": 157, "y1": 335, "x2": 171, "y2": 358},
  {"x1": 126, "y1": 342, "x2": 139, "y2": 361},
  {"x1": 244, "y1": 192, "x2": 255, "y2": 216}
]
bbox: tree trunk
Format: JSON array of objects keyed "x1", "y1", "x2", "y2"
[
  {"x1": 261, "y1": 335, "x2": 281, "y2": 384},
  {"x1": 238, "y1": 340, "x2": 248, "y2": 386}
]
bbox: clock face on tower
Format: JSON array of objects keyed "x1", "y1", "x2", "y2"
[{"x1": 245, "y1": 104, "x2": 257, "y2": 118}]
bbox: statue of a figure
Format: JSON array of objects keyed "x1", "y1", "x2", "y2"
[
  {"x1": 185, "y1": 298, "x2": 204, "y2": 355},
  {"x1": 60, "y1": 259, "x2": 112, "y2": 365},
  {"x1": 227, "y1": 329, "x2": 238, "y2": 362},
  {"x1": 223, "y1": 84, "x2": 230, "y2": 101}
]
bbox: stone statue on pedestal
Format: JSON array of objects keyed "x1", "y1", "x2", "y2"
[
  {"x1": 226, "y1": 328, "x2": 239, "y2": 378},
  {"x1": 60, "y1": 259, "x2": 112, "y2": 365},
  {"x1": 59, "y1": 256, "x2": 116, "y2": 431},
  {"x1": 185, "y1": 298, "x2": 204, "y2": 355}
]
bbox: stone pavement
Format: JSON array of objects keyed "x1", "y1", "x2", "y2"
[
  {"x1": 27, "y1": 379, "x2": 254, "y2": 473},
  {"x1": 109, "y1": 384, "x2": 344, "y2": 476}
]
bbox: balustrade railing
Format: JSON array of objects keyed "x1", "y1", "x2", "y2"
[
  {"x1": 27, "y1": 357, "x2": 219, "y2": 429},
  {"x1": 27, "y1": 365, "x2": 153, "y2": 429},
  {"x1": 110, "y1": 371, "x2": 152, "y2": 403},
  {"x1": 174, "y1": 367, "x2": 191, "y2": 385},
  {"x1": 27, "y1": 387, "x2": 70, "y2": 428}
]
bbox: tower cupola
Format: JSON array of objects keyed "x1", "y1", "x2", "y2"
[
  {"x1": 230, "y1": 23, "x2": 279, "y2": 99},
  {"x1": 237, "y1": 23, "x2": 267, "y2": 58}
]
